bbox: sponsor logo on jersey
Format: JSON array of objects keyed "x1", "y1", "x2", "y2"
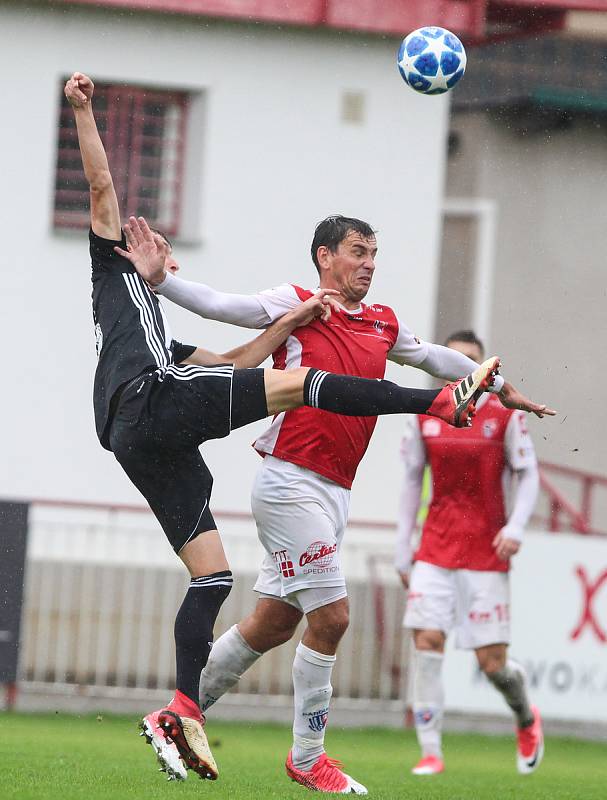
[
  {"x1": 482, "y1": 419, "x2": 499, "y2": 438},
  {"x1": 305, "y1": 708, "x2": 329, "y2": 733},
  {"x1": 348, "y1": 315, "x2": 364, "y2": 322},
  {"x1": 272, "y1": 549, "x2": 295, "y2": 578},
  {"x1": 369, "y1": 305, "x2": 384, "y2": 313},
  {"x1": 422, "y1": 419, "x2": 442, "y2": 437}
]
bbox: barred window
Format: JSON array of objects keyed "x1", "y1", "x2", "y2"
[{"x1": 54, "y1": 81, "x2": 189, "y2": 236}]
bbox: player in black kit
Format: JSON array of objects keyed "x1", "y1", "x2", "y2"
[{"x1": 66, "y1": 72, "x2": 499, "y2": 783}]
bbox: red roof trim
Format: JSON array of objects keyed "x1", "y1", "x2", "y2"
[{"x1": 48, "y1": 0, "x2": 489, "y2": 37}]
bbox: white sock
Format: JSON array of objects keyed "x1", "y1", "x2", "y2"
[
  {"x1": 291, "y1": 642, "x2": 336, "y2": 772},
  {"x1": 412, "y1": 649, "x2": 444, "y2": 759},
  {"x1": 199, "y1": 624, "x2": 261, "y2": 711}
]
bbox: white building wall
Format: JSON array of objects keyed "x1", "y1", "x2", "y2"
[
  {"x1": 446, "y1": 111, "x2": 607, "y2": 485},
  {"x1": 0, "y1": 3, "x2": 449, "y2": 520}
]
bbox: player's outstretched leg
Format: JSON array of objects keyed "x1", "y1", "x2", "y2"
[
  {"x1": 262, "y1": 357, "x2": 500, "y2": 428},
  {"x1": 485, "y1": 660, "x2": 544, "y2": 774}
]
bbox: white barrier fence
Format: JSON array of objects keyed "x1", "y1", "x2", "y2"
[
  {"x1": 15, "y1": 502, "x2": 607, "y2": 734},
  {"x1": 18, "y1": 503, "x2": 410, "y2": 719}
]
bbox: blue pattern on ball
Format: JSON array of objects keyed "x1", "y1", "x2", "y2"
[
  {"x1": 408, "y1": 72, "x2": 431, "y2": 91},
  {"x1": 446, "y1": 68, "x2": 465, "y2": 89},
  {"x1": 440, "y1": 51, "x2": 461, "y2": 76},
  {"x1": 443, "y1": 32, "x2": 462, "y2": 52},
  {"x1": 414, "y1": 52, "x2": 439, "y2": 77},
  {"x1": 397, "y1": 26, "x2": 466, "y2": 95},
  {"x1": 406, "y1": 35, "x2": 429, "y2": 57}
]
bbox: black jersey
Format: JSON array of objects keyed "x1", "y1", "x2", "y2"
[{"x1": 90, "y1": 229, "x2": 195, "y2": 450}]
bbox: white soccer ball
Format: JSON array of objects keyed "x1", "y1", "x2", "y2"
[{"x1": 397, "y1": 27, "x2": 467, "y2": 95}]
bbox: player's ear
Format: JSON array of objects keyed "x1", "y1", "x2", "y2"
[{"x1": 316, "y1": 245, "x2": 330, "y2": 269}]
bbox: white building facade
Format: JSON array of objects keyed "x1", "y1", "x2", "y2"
[{"x1": 0, "y1": 1, "x2": 449, "y2": 520}]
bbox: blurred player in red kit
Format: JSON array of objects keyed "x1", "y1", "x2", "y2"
[{"x1": 396, "y1": 330, "x2": 544, "y2": 777}]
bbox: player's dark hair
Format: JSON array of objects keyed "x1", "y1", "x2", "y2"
[
  {"x1": 150, "y1": 227, "x2": 172, "y2": 250},
  {"x1": 445, "y1": 329, "x2": 485, "y2": 356},
  {"x1": 311, "y1": 215, "x2": 376, "y2": 274}
]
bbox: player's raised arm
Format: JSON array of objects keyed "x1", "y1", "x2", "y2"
[
  {"x1": 116, "y1": 216, "x2": 272, "y2": 328},
  {"x1": 65, "y1": 73, "x2": 120, "y2": 240},
  {"x1": 181, "y1": 290, "x2": 337, "y2": 369}
]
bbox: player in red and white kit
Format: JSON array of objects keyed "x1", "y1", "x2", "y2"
[
  {"x1": 396, "y1": 330, "x2": 544, "y2": 778},
  {"x1": 130, "y1": 216, "x2": 553, "y2": 792}
]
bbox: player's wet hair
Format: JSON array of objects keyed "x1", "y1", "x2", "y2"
[
  {"x1": 150, "y1": 227, "x2": 172, "y2": 250},
  {"x1": 311, "y1": 215, "x2": 376, "y2": 273},
  {"x1": 445, "y1": 329, "x2": 485, "y2": 357}
]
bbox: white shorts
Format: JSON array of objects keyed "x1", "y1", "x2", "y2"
[
  {"x1": 403, "y1": 560, "x2": 511, "y2": 650},
  {"x1": 252, "y1": 456, "x2": 350, "y2": 612}
]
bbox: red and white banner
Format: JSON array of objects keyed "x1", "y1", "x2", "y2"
[{"x1": 443, "y1": 531, "x2": 607, "y2": 722}]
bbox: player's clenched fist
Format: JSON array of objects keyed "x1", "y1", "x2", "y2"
[{"x1": 64, "y1": 72, "x2": 94, "y2": 108}]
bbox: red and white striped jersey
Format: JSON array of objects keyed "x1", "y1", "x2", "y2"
[{"x1": 254, "y1": 284, "x2": 427, "y2": 488}]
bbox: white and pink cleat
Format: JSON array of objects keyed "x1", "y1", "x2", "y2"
[
  {"x1": 286, "y1": 751, "x2": 368, "y2": 794},
  {"x1": 140, "y1": 709, "x2": 188, "y2": 781},
  {"x1": 411, "y1": 754, "x2": 445, "y2": 775},
  {"x1": 516, "y1": 705, "x2": 544, "y2": 774}
]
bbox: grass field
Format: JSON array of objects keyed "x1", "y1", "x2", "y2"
[{"x1": 3, "y1": 712, "x2": 605, "y2": 799}]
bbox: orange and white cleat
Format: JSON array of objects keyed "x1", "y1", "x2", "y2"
[
  {"x1": 140, "y1": 710, "x2": 187, "y2": 781},
  {"x1": 286, "y1": 751, "x2": 368, "y2": 794},
  {"x1": 157, "y1": 709, "x2": 218, "y2": 781},
  {"x1": 427, "y1": 357, "x2": 500, "y2": 428},
  {"x1": 411, "y1": 754, "x2": 445, "y2": 775},
  {"x1": 516, "y1": 705, "x2": 544, "y2": 774}
]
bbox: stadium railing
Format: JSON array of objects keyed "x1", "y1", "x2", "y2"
[
  {"x1": 11, "y1": 500, "x2": 410, "y2": 724},
  {"x1": 6, "y1": 460, "x2": 605, "y2": 721}
]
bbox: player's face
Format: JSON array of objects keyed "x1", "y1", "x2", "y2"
[
  {"x1": 320, "y1": 231, "x2": 377, "y2": 305},
  {"x1": 448, "y1": 340, "x2": 484, "y2": 364}
]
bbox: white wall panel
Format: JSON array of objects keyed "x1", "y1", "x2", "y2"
[{"x1": 0, "y1": 3, "x2": 448, "y2": 520}]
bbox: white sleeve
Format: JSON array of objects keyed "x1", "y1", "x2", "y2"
[
  {"x1": 505, "y1": 411, "x2": 537, "y2": 471},
  {"x1": 501, "y1": 412, "x2": 539, "y2": 542},
  {"x1": 387, "y1": 319, "x2": 429, "y2": 367},
  {"x1": 394, "y1": 418, "x2": 426, "y2": 574},
  {"x1": 388, "y1": 322, "x2": 504, "y2": 392},
  {"x1": 255, "y1": 284, "x2": 302, "y2": 322},
  {"x1": 155, "y1": 272, "x2": 272, "y2": 329}
]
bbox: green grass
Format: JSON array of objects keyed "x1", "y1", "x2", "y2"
[{"x1": 2, "y1": 712, "x2": 605, "y2": 799}]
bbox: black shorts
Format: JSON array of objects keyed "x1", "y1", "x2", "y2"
[{"x1": 108, "y1": 364, "x2": 267, "y2": 553}]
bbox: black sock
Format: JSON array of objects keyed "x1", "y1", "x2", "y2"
[
  {"x1": 174, "y1": 570, "x2": 233, "y2": 706},
  {"x1": 303, "y1": 369, "x2": 440, "y2": 417}
]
